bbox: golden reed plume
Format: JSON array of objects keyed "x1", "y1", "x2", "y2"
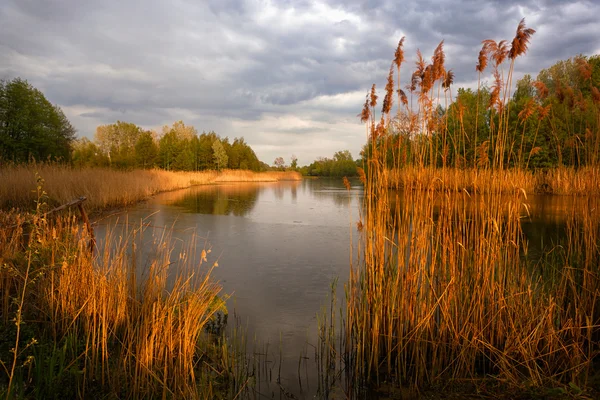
[
  {"x1": 382, "y1": 64, "x2": 395, "y2": 115},
  {"x1": 394, "y1": 36, "x2": 405, "y2": 69},
  {"x1": 509, "y1": 18, "x2": 536, "y2": 59}
]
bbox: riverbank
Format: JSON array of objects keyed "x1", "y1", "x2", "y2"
[
  {"x1": 0, "y1": 164, "x2": 301, "y2": 213},
  {"x1": 0, "y1": 207, "x2": 250, "y2": 398},
  {"x1": 0, "y1": 164, "x2": 298, "y2": 398}
]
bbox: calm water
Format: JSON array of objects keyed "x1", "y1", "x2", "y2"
[
  {"x1": 95, "y1": 178, "x2": 362, "y2": 398},
  {"x1": 94, "y1": 179, "x2": 587, "y2": 398}
]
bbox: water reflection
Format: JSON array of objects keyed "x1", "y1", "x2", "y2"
[
  {"x1": 94, "y1": 179, "x2": 596, "y2": 398},
  {"x1": 310, "y1": 177, "x2": 363, "y2": 207},
  {"x1": 388, "y1": 191, "x2": 599, "y2": 267},
  {"x1": 169, "y1": 183, "x2": 260, "y2": 216},
  {"x1": 95, "y1": 178, "x2": 362, "y2": 398}
]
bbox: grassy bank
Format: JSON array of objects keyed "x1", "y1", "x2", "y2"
[
  {"x1": 0, "y1": 201, "x2": 251, "y2": 398},
  {"x1": 0, "y1": 163, "x2": 301, "y2": 213}
]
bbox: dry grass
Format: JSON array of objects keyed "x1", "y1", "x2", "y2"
[
  {"x1": 389, "y1": 166, "x2": 600, "y2": 196},
  {"x1": 0, "y1": 208, "x2": 245, "y2": 398},
  {"x1": 213, "y1": 169, "x2": 301, "y2": 183},
  {"x1": 334, "y1": 18, "x2": 600, "y2": 397},
  {"x1": 0, "y1": 163, "x2": 302, "y2": 213}
]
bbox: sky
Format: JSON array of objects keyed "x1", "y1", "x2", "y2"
[{"x1": 1, "y1": 0, "x2": 599, "y2": 166}]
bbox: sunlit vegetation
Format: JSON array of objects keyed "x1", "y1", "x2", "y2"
[
  {"x1": 0, "y1": 78, "x2": 75, "y2": 163},
  {"x1": 303, "y1": 150, "x2": 360, "y2": 177},
  {"x1": 72, "y1": 120, "x2": 265, "y2": 172},
  {"x1": 0, "y1": 196, "x2": 251, "y2": 398},
  {"x1": 320, "y1": 19, "x2": 600, "y2": 398},
  {"x1": 0, "y1": 163, "x2": 301, "y2": 213}
]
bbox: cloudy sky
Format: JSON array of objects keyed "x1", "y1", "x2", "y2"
[{"x1": 1, "y1": 0, "x2": 599, "y2": 165}]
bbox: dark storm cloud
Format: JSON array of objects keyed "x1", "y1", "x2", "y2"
[{"x1": 1, "y1": 0, "x2": 598, "y2": 164}]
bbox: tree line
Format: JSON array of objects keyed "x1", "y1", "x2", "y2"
[
  {"x1": 73, "y1": 120, "x2": 265, "y2": 171},
  {"x1": 0, "y1": 77, "x2": 266, "y2": 171}
]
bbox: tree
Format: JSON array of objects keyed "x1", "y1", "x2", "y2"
[
  {"x1": 72, "y1": 137, "x2": 109, "y2": 168},
  {"x1": 212, "y1": 139, "x2": 228, "y2": 170},
  {"x1": 173, "y1": 138, "x2": 195, "y2": 170},
  {"x1": 135, "y1": 131, "x2": 158, "y2": 168},
  {"x1": 95, "y1": 121, "x2": 143, "y2": 168},
  {"x1": 273, "y1": 157, "x2": 285, "y2": 169},
  {"x1": 0, "y1": 77, "x2": 76, "y2": 162},
  {"x1": 196, "y1": 131, "x2": 218, "y2": 170},
  {"x1": 290, "y1": 154, "x2": 298, "y2": 169},
  {"x1": 158, "y1": 130, "x2": 179, "y2": 170}
]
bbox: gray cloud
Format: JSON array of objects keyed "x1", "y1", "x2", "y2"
[{"x1": 1, "y1": 0, "x2": 598, "y2": 165}]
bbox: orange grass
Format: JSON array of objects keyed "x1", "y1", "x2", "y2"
[
  {"x1": 0, "y1": 163, "x2": 301, "y2": 212},
  {"x1": 335, "y1": 19, "x2": 600, "y2": 397},
  {"x1": 389, "y1": 166, "x2": 600, "y2": 196},
  {"x1": 0, "y1": 209, "x2": 246, "y2": 398}
]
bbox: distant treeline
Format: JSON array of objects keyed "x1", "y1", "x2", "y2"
[
  {"x1": 300, "y1": 150, "x2": 359, "y2": 177},
  {"x1": 73, "y1": 121, "x2": 266, "y2": 171},
  {"x1": 0, "y1": 77, "x2": 267, "y2": 171}
]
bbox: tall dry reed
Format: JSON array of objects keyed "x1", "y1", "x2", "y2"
[
  {"x1": 337, "y1": 19, "x2": 600, "y2": 397},
  {"x1": 0, "y1": 163, "x2": 301, "y2": 213},
  {"x1": 0, "y1": 206, "x2": 247, "y2": 398}
]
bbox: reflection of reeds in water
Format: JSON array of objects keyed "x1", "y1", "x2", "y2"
[
  {"x1": 154, "y1": 181, "x2": 302, "y2": 216},
  {"x1": 333, "y1": 19, "x2": 600, "y2": 397},
  {"x1": 0, "y1": 210, "x2": 251, "y2": 398},
  {"x1": 0, "y1": 163, "x2": 302, "y2": 213}
]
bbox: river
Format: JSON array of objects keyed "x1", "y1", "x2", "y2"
[{"x1": 93, "y1": 178, "x2": 588, "y2": 398}]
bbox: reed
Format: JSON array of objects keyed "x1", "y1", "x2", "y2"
[
  {"x1": 337, "y1": 19, "x2": 600, "y2": 397},
  {"x1": 0, "y1": 163, "x2": 301, "y2": 213},
  {"x1": 389, "y1": 165, "x2": 600, "y2": 196},
  {"x1": 0, "y1": 205, "x2": 249, "y2": 398}
]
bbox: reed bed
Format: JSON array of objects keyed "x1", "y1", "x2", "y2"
[
  {"x1": 0, "y1": 205, "x2": 249, "y2": 398},
  {"x1": 332, "y1": 19, "x2": 600, "y2": 397},
  {"x1": 0, "y1": 163, "x2": 301, "y2": 213},
  {"x1": 213, "y1": 169, "x2": 301, "y2": 183},
  {"x1": 390, "y1": 166, "x2": 600, "y2": 196}
]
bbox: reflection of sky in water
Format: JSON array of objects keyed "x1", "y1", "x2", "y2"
[{"x1": 93, "y1": 181, "x2": 595, "y2": 398}]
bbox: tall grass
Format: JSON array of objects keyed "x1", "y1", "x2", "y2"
[
  {"x1": 390, "y1": 165, "x2": 600, "y2": 195},
  {"x1": 0, "y1": 203, "x2": 249, "y2": 398},
  {"x1": 0, "y1": 163, "x2": 301, "y2": 213},
  {"x1": 337, "y1": 19, "x2": 600, "y2": 397}
]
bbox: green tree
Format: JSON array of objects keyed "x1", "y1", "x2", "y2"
[
  {"x1": 72, "y1": 137, "x2": 109, "y2": 168},
  {"x1": 135, "y1": 131, "x2": 158, "y2": 168},
  {"x1": 173, "y1": 138, "x2": 195, "y2": 170},
  {"x1": 0, "y1": 77, "x2": 75, "y2": 162},
  {"x1": 159, "y1": 130, "x2": 179, "y2": 170},
  {"x1": 212, "y1": 139, "x2": 228, "y2": 171},
  {"x1": 290, "y1": 154, "x2": 298, "y2": 169},
  {"x1": 196, "y1": 131, "x2": 218, "y2": 170},
  {"x1": 95, "y1": 121, "x2": 143, "y2": 168}
]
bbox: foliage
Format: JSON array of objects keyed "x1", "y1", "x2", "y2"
[
  {"x1": 73, "y1": 120, "x2": 263, "y2": 172},
  {"x1": 72, "y1": 138, "x2": 109, "y2": 168},
  {"x1": 0, "y1": 78, "x2": 75, "y2": 163},
  {"x1": 212, "y1": 139, "x2": 228, "y2": 171},
  {"x1": 134, "y1": 130, "x2": 158, "y2": 168},
  {"x1": 290, "y1": 154, "x2": 298, "y2": 170},
  {"x1": 273, "y1": 156, "x2": 285, "y2": 169},
  {"x1": 305, "y1": 150, "x2": 358, "y2": 177}
]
